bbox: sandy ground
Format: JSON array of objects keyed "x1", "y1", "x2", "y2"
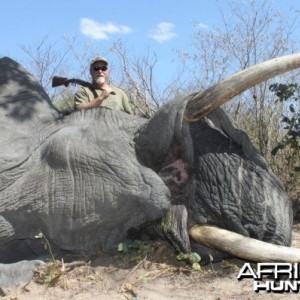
[{"x1": 2, "y1": 225, "x2": 300, "y2": 300}]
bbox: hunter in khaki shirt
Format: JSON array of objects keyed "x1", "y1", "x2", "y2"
[
  {"x1": 75, "y1": 85, "x2": 133, "y2": 114},
  {"x1": 74, "y1": 56, "x2": 133, "y2": 114}
]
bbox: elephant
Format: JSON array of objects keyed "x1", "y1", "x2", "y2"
[{"x1": 1, "y1": 54, "x2": 300, "y2": 287}]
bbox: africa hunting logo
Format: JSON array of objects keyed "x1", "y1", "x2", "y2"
[{"x1": 237, "y1": 263, "x2": 300, "y2": 293}]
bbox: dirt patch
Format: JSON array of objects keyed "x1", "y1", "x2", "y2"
[{"x1": 2, "y1": 227, "x2": 300, "y2": 300}]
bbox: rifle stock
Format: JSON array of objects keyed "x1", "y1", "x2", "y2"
[{"x1": 52, "y1": 76, "x2": 93, "y2": 89}]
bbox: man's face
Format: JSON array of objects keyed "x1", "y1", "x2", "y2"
[{"x1": 91, "y1": 62, "x2": 109, "y2": 84}]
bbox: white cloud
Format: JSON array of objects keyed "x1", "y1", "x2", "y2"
[
  {"x1": 149, "y1": 22, "x2": 177, "y2": 43},
  {"x1": 195, "y1": 22, "x2": 209, "y2": 30},
  {"x1": 80, "y1": 18, "x2": 132, "y2": 40}
]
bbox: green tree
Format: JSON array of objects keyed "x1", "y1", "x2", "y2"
[{"x1": 269, "y1": 83, "x2": 300, "y2": 198}]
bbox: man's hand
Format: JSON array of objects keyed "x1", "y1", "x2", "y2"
[
  {"x1": 93, "y1": 87, "x2": 112, "y2": 106},
  {"x1": 76, "y1": 86, "x2": 113, "y2": 110}
]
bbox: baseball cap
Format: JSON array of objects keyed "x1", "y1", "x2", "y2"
[{"x1": 90, "y1": 56, "x2": 108, "y2": 66}]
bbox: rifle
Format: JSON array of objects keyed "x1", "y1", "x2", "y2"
[{"x1": 52, "y1": 76, "x2": 94, "y2": 89}]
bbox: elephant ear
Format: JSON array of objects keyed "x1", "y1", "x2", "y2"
[
  {"x1": 0, "y1": 57, "x2": 60, "y2": 174},
  {"x1": 207, "y1": 108, "x2": 270, "y2": 170}
]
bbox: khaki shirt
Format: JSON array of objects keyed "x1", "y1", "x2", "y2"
[{"x1": 74, "y1": 86, "x2": 133, "y2": 114}]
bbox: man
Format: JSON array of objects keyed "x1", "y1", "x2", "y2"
[{"x1": 74, "y1": 56, "x2": 133, "y2": 114}]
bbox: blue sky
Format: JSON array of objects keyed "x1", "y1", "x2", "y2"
[{"x1": 1, "y1": 0, "x2": 300, "y2": 86}]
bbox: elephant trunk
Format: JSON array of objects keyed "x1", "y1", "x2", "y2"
[
  {"x1": 189, "y1": 225, "x2": 300, "y2": 263},
  {"x1": 185, "y1": 53, "x2": 300, "y2": 122}
]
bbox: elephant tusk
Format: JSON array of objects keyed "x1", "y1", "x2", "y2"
[
  {"x1": 189, "y1": 225, "x2": 300, "y2": 263},
  {"x1": 184, "y1": 53, "x2": 300, "y2": 122}
]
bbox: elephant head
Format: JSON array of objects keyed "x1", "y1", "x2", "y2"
[
  {"x1": 135, "y1": 54, "x2": 300, "y2": 262},
  {"x1": 1, "y1": 54, "x2": 300, "y2": 267}
]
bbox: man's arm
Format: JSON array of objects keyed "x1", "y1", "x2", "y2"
[
  {"x1": 75, "y1": 88, "x2": 112, "y2": 110},
  {"x1": 76, "y1": 95, "x2": 105, "y2": 110}
]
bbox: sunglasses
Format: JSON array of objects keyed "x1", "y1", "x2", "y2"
[{"x1": 93, "y1": 66, "x2": 108, "y2": 72}]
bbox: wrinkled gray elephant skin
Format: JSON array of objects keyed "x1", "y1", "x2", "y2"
[
  {"x1": 0, "y1": 56, "x2": 294, "y2": 287},
  {"x1": 0, "y1": 57, "x2": 171, "y2": 262}
]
